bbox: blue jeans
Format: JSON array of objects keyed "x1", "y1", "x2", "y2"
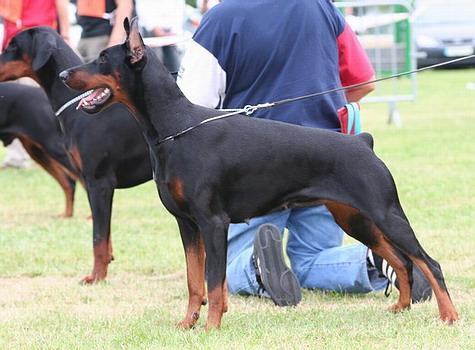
[{"x1": 226, "y1": 205, "x2": 387, "y2": 295}]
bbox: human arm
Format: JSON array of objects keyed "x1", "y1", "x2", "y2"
[
  {"x1": 177, "y1": 8, "x2": 226, "y2": 108},
  {"x1": 177, "y1": 39, "x2": 226, "y2": 108},
  {"x1": 55, "y1": 0, "x2": 70, "y2": 43},
  {"x1": 337, "y1": 23, "x2": 375, "y2": 102},
  {"x1": 345, "y1": 81, "x2": 375, "y2": 103},
  {"x1": 108, "y1": 0, "x2": 133, "y2": 47}
]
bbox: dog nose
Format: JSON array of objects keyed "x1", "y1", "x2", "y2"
[{"x1": 59, "y1": 70, "x2": 70, "y2": 82}]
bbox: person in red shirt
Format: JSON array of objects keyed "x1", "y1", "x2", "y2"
[{"x1": 1, "y1": 0, "x2": 70, "y2": 50}]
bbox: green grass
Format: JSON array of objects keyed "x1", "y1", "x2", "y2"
[{"x1": 1, "y1": 69, "x2": 475, "y2": 348}]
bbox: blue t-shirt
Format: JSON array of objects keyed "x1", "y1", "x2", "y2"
[{"x1": 193, "y1": 0, "x2": 348, "y2": 130}]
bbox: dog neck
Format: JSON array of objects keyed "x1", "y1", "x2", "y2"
[
  {"x1": 34, "y1": 41, "x2": 83, "y2": 116},
  {"x1": 127, "y1": 51, "x2": 201, "y2": 145}
]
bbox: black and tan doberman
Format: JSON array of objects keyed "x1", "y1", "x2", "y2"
[
  {"x1": 60, "y1": 18, "x2": 459, "y2": 329},
  {"x1": 0, "y1": 82, "x2": 78, "y2": 217},
  {"x1": 0, "y1": 27, "x2": 154, "y2": 283}
]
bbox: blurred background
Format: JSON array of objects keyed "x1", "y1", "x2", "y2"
[
  {"x1": 69, "y1": 0, "x2": 475, "y2": 123},
  {"x1": 0, "y1": 0, "x2": 474, "y2": 124},
  {"x1": 0, "y1": 0, "x2": 475, "y2": 149}
]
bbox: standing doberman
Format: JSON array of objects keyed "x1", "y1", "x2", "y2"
[
  {"x1": 0, "y1": 27, "x2": 153, "y2": 283},
  {"x1": 0, "y1": 82, "x2": 78, "y2": 217},
  {"x1": 61, "y1": 18, "x2": 459, "y2": 329}
]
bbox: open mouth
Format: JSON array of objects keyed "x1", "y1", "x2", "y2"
[{"x1": 76, "y1": 87, "x2": 112, "y2": 113}]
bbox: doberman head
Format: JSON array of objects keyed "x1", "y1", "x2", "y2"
[
  {"x1": 0, "y1": 27, "x2": 63, "y2": 83},
  {"x1": 60, "y1": 17, "x2": 150, "y2": 116}
]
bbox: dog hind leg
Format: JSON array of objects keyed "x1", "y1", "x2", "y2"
[
  {"x1": 195, "y1": 213, "x2": 230, "y2": 330},
  {"x1": 324, "y1": 201, "x2": 413, "y2": 312},
  {"x1": 383, "y1": 213, "x2": 459, "y2": 324}
]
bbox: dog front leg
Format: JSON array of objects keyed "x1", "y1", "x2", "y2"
[
  {"x1": 198, "y1": 215, "x2": 229, "y2": 330},
  {"x1": 176, "y1": 217, "x2": 206, "y2": 329},
  {"x1": 82, "y1": 183, "x2": 115, "y2": 284}
]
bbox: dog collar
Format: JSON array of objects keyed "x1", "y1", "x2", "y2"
[{"x1": 55, "y1": 90, "x2": 94, "y2": 117}]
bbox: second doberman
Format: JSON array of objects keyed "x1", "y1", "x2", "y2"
[
  {"x1": 0, "y1": 27, "x2": 153, "y2": 283},
  {"x1": 0, "y1": 82, "x2": 78, "y2": 217},
  {"x1": 60, "y1": 18, "x2": 459, "y2": 330}
]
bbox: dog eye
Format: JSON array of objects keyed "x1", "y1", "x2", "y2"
[{"x1": 98, "y1": 53, "x2": 107, "y2": 64}]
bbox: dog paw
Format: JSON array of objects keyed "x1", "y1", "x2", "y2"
[
  {"x1": 204, "y1": 322, "x2": 221, "y2": 332},
  {"x1": 54, "y1": 211, "x2": 73, "y2": 219},
  {"x1": 441, "y1": 309, "x2": 459, "y2": 325},
  {"x1": 176, "y1": 311, "x2": 200, "y2": 330},
  {"x1": 80, "y1": 273, "x2": 107, "y2": 285},
  {"x1": 176, "y1": 320, "x2": 195, "y2": 330},
  {"x1": 80, "y1": 275, "x2": 97, "y2": 284},
  {"x1": 388, "y1": 302, "x2": 410, "y2": 313}
]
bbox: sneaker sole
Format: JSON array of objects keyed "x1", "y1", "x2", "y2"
[{"x1": 254, "y1": 224, "x2": 302, "y2": 306}]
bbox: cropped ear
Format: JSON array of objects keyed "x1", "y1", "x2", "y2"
[
  {"x1": 123, "y1": 17, "x2": 130, "y2": 36},
  {"x1": 31, "y1": 30, "x2": 57, "y2": 70},
  {"x1": 125, "y1": 17, "x2": 146, "y2": 68}
]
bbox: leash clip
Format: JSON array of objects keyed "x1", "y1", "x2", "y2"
[
  {"x1": 243, "y1": 102, "x2": 274, "y2": 116},
  {"x1": 243, "y1": 104, "x2": 257, "y2": 115}
]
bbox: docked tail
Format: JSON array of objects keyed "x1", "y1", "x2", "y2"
[{"x1": 358, "y1": 132, "x2": 374, "y2": 149}]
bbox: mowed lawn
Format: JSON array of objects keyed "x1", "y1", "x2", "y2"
[{"x1": 0, "y1": 69, "x2": 474, "y2": 349}]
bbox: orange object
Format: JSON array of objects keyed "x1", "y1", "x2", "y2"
[
  {"x1": 1, "y1": 0, "x2": 58, "y2": 50},
  {"x1": 77, "y1": 0, "x2": 106, "y2": 18}
]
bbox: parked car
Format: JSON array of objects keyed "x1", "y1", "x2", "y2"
[{"x1": 414, "y1": 0, "x2": 475, "y2": 67}]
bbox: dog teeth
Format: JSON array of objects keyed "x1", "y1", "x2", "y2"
[
  {"x1": 76, "y1": 98, "x2": 89, "y2": 109},
  {"x1": 76, "y1": 88, "x2": 109, "y2": 110}
]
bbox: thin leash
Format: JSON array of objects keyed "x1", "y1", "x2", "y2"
[
  {"x1": 268, "y1": 54, "x2": 475, "y2": 109},
  {"x1": 55, "y1": 90, "x2": 93, "y2": 117},
  {"x1": 53, "y1": 90, "x2": 94, "y2": 134},
  {"x1": 55, "y1": 54, "x2": 475, "y2": 141},
  {"x1": 157, "y1": 53, "x2": 475, "y2": 145}
]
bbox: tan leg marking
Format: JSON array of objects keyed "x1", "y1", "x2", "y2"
[
  {"x1": 81, "y1": 238, "x2": 112, "y2": 284},
  {"x1": 177, "y1": 235, "x2": 206, "y2": 330},
  {"x1": 410, "y1": 256, "x2": 459, "y2": 324},
  {"x1": 324, "y1": 201, "x2": 411, "y2": 312},
  {"x1": 19, "y1": 136, "x2": 76, "y2": 217}
]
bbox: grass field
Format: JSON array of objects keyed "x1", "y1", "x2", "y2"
[{"x1": 1, "y1": 69, "x2": 474, "y2": 349}]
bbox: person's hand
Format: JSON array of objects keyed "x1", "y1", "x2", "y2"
[{"x1": 60, "y1": 32, "x2": 71, "y2": 46}]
